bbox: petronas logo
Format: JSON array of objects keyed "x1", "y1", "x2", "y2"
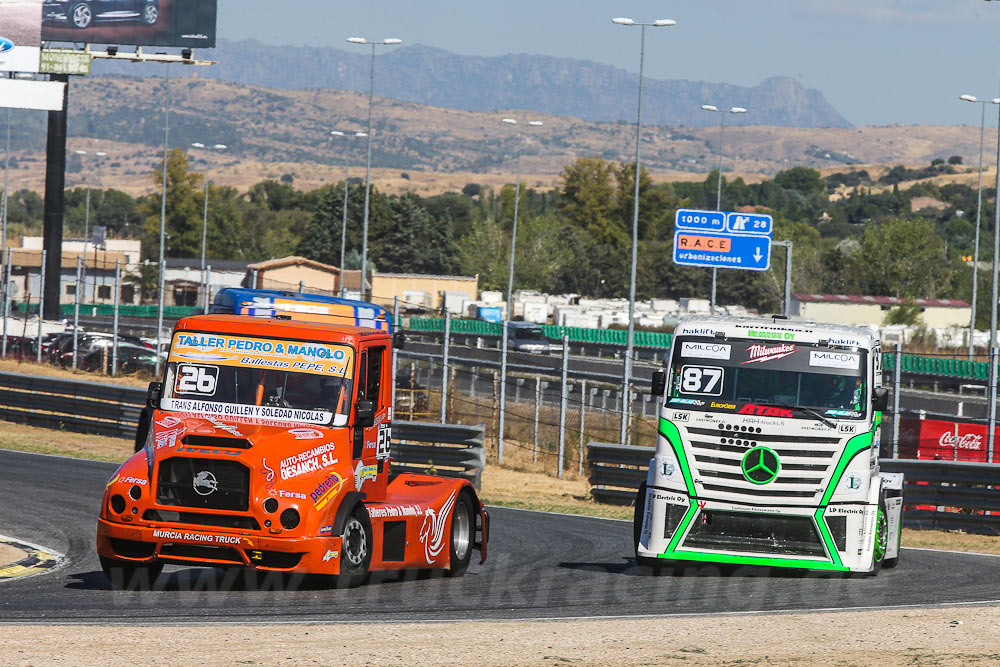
[{"x1": 741, "y1": 447, "x2": 780, "y2": 484}]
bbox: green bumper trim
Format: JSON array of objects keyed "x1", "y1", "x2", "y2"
[
  {"x1": 658, "y1": 418, "x2": 696, "y2": 497},
  {"x1": 655, "y1": 549, "x2": 849, "y2": 571}
]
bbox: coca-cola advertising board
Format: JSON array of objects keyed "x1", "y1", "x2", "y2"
[{"x1": 898, "y1": 416, "x2": 998, "y2": 462}]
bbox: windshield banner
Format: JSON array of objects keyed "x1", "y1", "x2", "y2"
[
  {"x1": 161, "y1": 398, "x2": 333, "y2": 425},
  {"x1": 168, "y1": 333, "x2": 354, "y2": 378}
]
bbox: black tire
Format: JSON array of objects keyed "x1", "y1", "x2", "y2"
[
  {"x1": 141, "y1": 1, "x2": 159, "y2": 26},
  {"x1": 70, "y1": 2, "x2": 92, "y2": 29},
  {"x1": 633, "y1": 482, "x2": 660, "y2": 573},
  {"x1": 444, "y1": 491, "x2": 476, "y2": 578},
  {"x1": 336, "y1": 504, "x2": 372, "y2": 588},
  {"x1": 869, "y1": 492, "x2": 889, "y2": 576},
  {"x1": 100, "y1": 556, "x2": 163, "y2": 590}
]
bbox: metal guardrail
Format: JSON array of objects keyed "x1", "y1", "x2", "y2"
[
  {"x1": 586, "y1": 441, "x2": 1000, "y2": 534},
  {"x1": 0, "y1": 371, "x2": 486, "y2": 488}
]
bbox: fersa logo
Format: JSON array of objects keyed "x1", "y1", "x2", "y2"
[{"x1": 0, "y1": 38, "x2": 14, "y2": 55}]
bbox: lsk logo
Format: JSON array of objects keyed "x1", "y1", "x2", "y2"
[{"x1": 741, "y1": 446, "x2": 780, "y2": 484}]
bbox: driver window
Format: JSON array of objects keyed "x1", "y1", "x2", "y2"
[{"x1": 364, "y1": 347, "x2": 384, "y2": 407}]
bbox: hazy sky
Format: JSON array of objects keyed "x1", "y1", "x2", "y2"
[{"x1": 217, "y1": 1, "x2": 999, "y2": 128}]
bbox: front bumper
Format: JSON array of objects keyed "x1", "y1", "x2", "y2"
[
  {"x1": 637, "y1": 487, "x2": 878, "y2": 572},
  {"x1": 97, "y1": 519, "x2": 345, "y2": 574}
]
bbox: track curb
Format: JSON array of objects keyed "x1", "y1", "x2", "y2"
[{"x1": 0, "y1": 535, "x2": 62, "y2": 583}]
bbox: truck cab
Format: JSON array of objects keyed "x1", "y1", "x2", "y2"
[
  {"x1": 636, "y1": 315, "x2": 903, "y2": 574},
  {"x1": 97, "y1": 309, "x2": 487, "y2": 589}
]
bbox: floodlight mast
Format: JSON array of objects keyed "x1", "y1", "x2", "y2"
[
  {"x1": 613, "y1": 16, "x2": 675, "y2": 446},
  {"x1": 347, "y1": 36, "x2": 403, "y2": 299}
]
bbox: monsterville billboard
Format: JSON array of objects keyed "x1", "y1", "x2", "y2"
[{"x1": 41, "y1": 0, "x2": 216, "y2": 48}]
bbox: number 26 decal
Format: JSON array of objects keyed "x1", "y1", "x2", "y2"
[{"x1": 175, "y1": 364, "x2": 219, "y2": 396}]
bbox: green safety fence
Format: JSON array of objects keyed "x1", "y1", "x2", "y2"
[
  {"x1": 410, "y1": 317, "x2": 998, "y2": 380},
  {"x1": 15, "y1": 302, "x2": 200, "y2": 319}
]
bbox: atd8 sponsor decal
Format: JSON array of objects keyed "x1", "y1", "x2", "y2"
[{"x1": 739, "y1": 404, "x2": 794, "y2": 418}]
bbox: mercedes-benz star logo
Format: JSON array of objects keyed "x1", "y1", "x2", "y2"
[
  {"x1": 741, "y1": 446, "x2": 780, "y2": 484},
  {"x1": 193, "y1": 470, "x2": 219, "y2": 496}
]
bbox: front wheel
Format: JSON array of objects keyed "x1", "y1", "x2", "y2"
[
  {"x1": 870, "y1": 494, "x2": 889, "y2": 575},
  {"x1": 100, "y1": 556, "x2": 163, "y2": 590},
  {"x1": 444, "y1": 491, "x2": 476, "y2": 577},
  {"x1": 335, "y1": 505, "x2": 372, "y2": 588},
  {"x1": 70, "y1": 2, "x2": 92, "y2": 28}
]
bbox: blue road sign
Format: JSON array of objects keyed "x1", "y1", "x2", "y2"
[
  {"x1": 672, "y1": 209, "x2": 773, "y2": 272},
  {"x1": 675, "y1": 209, "x2": 725, "y2": 233}
]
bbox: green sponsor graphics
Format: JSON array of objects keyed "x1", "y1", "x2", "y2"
[
  {"x1": 748, "y1": 329, "x2": 795, "y2": 340},
  {"x1": 657, "y1": 418, "x2": 695, "y2": 497},
  {"x1": 656, "y1": 549, "x2": 849, "y2": 571}
]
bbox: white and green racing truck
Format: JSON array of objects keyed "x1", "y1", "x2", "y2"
[{"x1": 636, "y1": 315, "x2": 903, "y2": 573}]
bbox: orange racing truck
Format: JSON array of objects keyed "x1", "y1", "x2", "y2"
[{"x1": 97, "y1": 302, "x2": 488, "y2": 588}]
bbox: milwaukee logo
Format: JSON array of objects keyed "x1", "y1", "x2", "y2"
[{"x1": 741, "y1": 344, "x2": 797, "y2": 364}]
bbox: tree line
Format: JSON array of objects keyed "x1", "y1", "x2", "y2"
[{"x1": 0, "y1": 151, "x2": 987, "y2": 322}]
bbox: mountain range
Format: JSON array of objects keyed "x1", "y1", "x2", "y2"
[{"x1": 92, "y1": 40, "x2": 853, "y2": 129}]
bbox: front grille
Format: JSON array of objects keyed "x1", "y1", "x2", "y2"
[
  {"x1": 684, "y1": 511, "x2": 825, "y2": 557},
  {"x1": 663, "y1": 502, "x2": 689, "y2": 540},
  {"x1": 684, "y1": 426, "x2": 844, "y2": 504},
  {"x1": 157, "y1": 457, "x2": 250, "y2": 511},
  {"x1": 143, "y1": 509, "x2": 260, "y2": 530},
  {"x1": 160, "y1": 543, "x2": 243, "y2": 563}
]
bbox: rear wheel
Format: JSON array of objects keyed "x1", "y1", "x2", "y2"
[
  {"x1": 141, "y1": 2, "x2": 159, "y2": 25},
  {"x1": 444, "y1": 491, "x2": 475, "y2": 577},
  {"x1": 100, "y1": 556, "x2": 163, "y2": 590},
  {"x1": 335, "y1": 505, "x2": 372, "y2": 588}
]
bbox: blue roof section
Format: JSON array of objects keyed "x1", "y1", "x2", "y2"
[{"x1": 210, "y1": 288, "x2": 393, "y2": 332}]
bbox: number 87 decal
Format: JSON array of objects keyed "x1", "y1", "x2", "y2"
[{"x1": 679, "y1": 365, "x2": 724, "y2": 396}]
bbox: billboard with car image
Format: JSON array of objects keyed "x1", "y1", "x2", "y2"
[{"x1": 41, "y1": 0, "x2": 216, "y2": 48}]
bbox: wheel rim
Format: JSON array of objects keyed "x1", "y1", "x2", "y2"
[
  {"x1": 73, "y1": 5, "x2": 91, "y2": 27},
  {"x1": 144, "y1": 5, "x2": 158, "y2": 23},
  {"x1": 343, "y1": 518, "x2": 367, "y2": 567},
  {"x1": 452, "y1": 499, "x2": 471, "y2": 561},
  {"x1": 874, "y1": 506, "x2": 887, "y2": 563}
]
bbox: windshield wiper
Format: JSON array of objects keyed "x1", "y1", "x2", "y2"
[{"x1": 791, "y1": 406, "x2": 836, "y2": 429}]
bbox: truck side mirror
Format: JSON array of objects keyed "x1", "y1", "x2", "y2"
[
  {"x1": 146, "y1": 381, "x2": 163, "y2": 409},
  {"x1": 393, "y1": 331, "x2": 405, "y2": 350},
  {"x1": 355, "y1": 400, "x2": 376, "y2": 427},
  {"x1": 872, "y1": 387, "x2": 889, "y2": 412},
  {"x1": 651, "y1": 370, "x2": 666, "y2": 397}
]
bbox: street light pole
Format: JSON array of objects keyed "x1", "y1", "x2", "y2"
[
  {"x1": 496, "y1": 117, "x2": 543, "y2": 464},
  {"x1": 74, "y1": 150, "x2": 91, "y2": 304},
  {"x1": 500, "y1": 118, "x2": 544, "y2": 314},
  {"x1": 959, "y1": 94, "x2": 999, "y2": 359},
  {"x1": 330, "y1": 130, "x2": 367, "y2": 296},
  {"x1": 191, "y1": 142, "x2": 227, "y2": 310},
  {"x1": 700, "y1": 104, "x2": 748, "y2": 314},
  {"x1": 347, "y1": 36, "x2": 402, "y2": 300},
  {"x1": 155, "y1": 65, "x2": 171, "y2": 376},
  {"x1": 1, "y1": 107, "x2": 9, "y2": 319},
  {"x1": 613, "y1": 16, "x2": 675, "y2": 446}
]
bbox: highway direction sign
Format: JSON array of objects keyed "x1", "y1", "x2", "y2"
[{"x1": 673, "y1": 208, "x2": 773, "y2": 272}]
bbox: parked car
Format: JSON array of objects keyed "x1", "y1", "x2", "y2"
[
  {"x1": 506, "y1": 321, "x2": 553, "y2": 354},
  {"x1": 43, "y1": 0, "x2": 159, "y2": 29},
  {"x1": 80, "y1": 342, "x2": 157, "y2": 376},
  {"x1": 1, "y1": 337, "x2": 38, "y2": 360}
]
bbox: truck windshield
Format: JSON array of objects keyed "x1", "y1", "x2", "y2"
[
  {"x1": 666, "y1": 337, "x2": 868, "y2": 419},
  {"x1": 513, "y1": 327, "x2": 546, "y2": 340},
  {"x1": 159, "y1": 332, "x2": 355, "y2": 426}
]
